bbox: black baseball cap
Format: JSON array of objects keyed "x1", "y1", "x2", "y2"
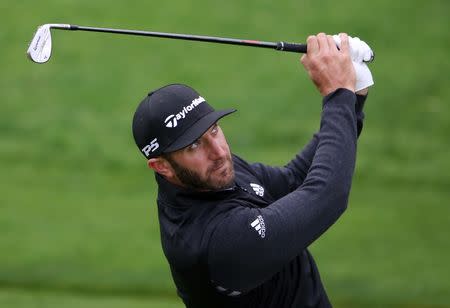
[{"x1": 132, "y1": 84, "x2": 236, "y2": 159}]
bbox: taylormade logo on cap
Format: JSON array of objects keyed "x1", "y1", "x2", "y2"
[{"x1": 164, "y1": 96, "x2": 205, "y2": 128}]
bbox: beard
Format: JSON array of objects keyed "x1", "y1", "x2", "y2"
[{"x1": 165, "y1": 154, "x2": 235, "y2": 191}]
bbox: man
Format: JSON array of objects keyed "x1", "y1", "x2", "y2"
[{"x1": 132, "y1": 33, "x2": 373, "y2": 307}]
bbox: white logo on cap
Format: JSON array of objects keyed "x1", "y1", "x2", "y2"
[
  {"x1": 164, "y1": 96, "x2": 205, "y2": 128},
  {"x1": 164, "y1": 115, "x2": 177, "y2": 128},
  {"x1": 141, "y1": 138, "x2": 159, "y2": 157}
]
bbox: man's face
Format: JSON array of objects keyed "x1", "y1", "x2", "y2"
[{"x1": 164, "y1": 123, "x2": 235, "y2": 191}]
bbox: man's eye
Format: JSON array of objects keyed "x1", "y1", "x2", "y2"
[
  {"x1": 189, "y1": 141, "x2": 200, "y2": 150},
  {"x1": 211, "y1": 125, "x2": 219, "y2": 134}
]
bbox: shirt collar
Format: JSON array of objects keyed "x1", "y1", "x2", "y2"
[{"x1": 155, "y1": 173, "x2": 237, "y2": 207}]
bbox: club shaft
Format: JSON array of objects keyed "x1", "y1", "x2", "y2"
[{"x1": 56, "y1": 24, "x2": 307, "y2": 53}]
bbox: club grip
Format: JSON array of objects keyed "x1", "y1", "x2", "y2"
[{"x1": 276, "y1": 42, "x2": 307, "y2": 53}]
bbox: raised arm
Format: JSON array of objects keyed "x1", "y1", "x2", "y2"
[
  {"x1": 250, "y1": 37, "x2": 370, "y2": 197},
  {"x1": 207, "y1": 34, "x2": 361, "y2": 293},
  {"x1": 250, "y1": 93, "x2": 367, "y2": 198}
]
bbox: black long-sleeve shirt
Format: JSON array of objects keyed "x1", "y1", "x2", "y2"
[{"x1": 155, "y1": 88, "x2": 367, "y2": 308}]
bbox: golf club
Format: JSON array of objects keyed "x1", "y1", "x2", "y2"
[{"x1": 26, "y1": 24, "x2": 309, "y2": 64}]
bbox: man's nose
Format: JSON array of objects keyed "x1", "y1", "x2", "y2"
[{"x1": 207, "y1": 138, "x2": 226, "y2": 160}]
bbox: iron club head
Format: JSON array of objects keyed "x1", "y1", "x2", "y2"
[{"x1": 27, "y1": 24, "x2": 70, "y2": 63}]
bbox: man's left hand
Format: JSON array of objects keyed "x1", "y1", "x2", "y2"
[
  {"x1": 333, "y1": 34, "x2": 374, "y2": 94},
  {"x1": 333, "y1": 35, "x2": 374, "y2": 63},
  {"x1": 354, "y1": 61, "x2": 373, "y2": 94}
]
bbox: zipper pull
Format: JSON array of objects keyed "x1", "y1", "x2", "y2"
[{"x1": 237, "y1": 184, "x2": 248, "y2": 192}]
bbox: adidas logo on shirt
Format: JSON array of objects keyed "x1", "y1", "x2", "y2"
[
  {"x1": 250, "y1": 183, "x2": 264, "y2": 197},
  {"x1": 250, "y1": 215, "x2": 266, "y2": 238}
]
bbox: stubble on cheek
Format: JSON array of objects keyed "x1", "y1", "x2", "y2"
[
  {"x1": 207, "y1": 156, "x2": 235, "y2": 189},
  {"x1": 167, "y1": 154, "x2": 235, "y2": 191}
]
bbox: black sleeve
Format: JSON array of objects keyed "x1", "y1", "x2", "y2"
[
  {"x1": 207, "y1": 88, "x2": 358, "y2": 293},
  {"x1": 249, "y1": 135, "x2": 319, "y2": 199},
  {"x1": 250, "y1": 93, "x2": 367, "y2": 198}
]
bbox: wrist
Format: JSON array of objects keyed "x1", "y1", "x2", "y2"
[
  {"x1": 321, "y1": 85, "x2": 355, "y2": 97},
  {"x1": 323, "y1": 88, "x2": 357, "y2": 107},
  {"x1": 356, "y1": 88, "x2": 369, "y2": 96}
]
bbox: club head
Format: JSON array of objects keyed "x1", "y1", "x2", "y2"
[
  {"x1": 27, "y1": 25, "x2": 53, "y2": 63},
  {"x1": 27, "y1": 24, "x2": 71, "y2": 64}
]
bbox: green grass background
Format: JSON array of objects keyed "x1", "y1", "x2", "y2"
[{"x1": 1, "y1": 0, "x2": 449, "y2": 307}]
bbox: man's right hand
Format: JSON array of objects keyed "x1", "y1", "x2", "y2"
[{"x1": 301, "y1": 33, "x2": 356, "y2": 96}]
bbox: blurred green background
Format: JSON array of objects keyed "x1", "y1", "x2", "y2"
[{"x1": 1, "y1": 0, "x2": 449, "y2": 307}]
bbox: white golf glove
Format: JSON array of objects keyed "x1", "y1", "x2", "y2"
[
  {"x1": 333, "y1": 35, "x2": 374, "y2": 63},
  {"x1": 352, "y1": 60, "x2": 374, "y2": 92},
  {"x1": 333, "y1": 34, "x2": 374, "y2": 92}
]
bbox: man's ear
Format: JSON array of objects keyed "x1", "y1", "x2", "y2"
[{"x1": 147, "y1": 157, "x2": 174, "y2": 178}]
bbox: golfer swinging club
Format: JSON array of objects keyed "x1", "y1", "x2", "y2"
[{"x1": 132, "y1": 33, "x2": 374, "y2": 307}]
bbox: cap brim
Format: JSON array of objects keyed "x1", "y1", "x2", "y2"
[{"x1": 164, "y1": 108, "x2": 236, "y2": 153}]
